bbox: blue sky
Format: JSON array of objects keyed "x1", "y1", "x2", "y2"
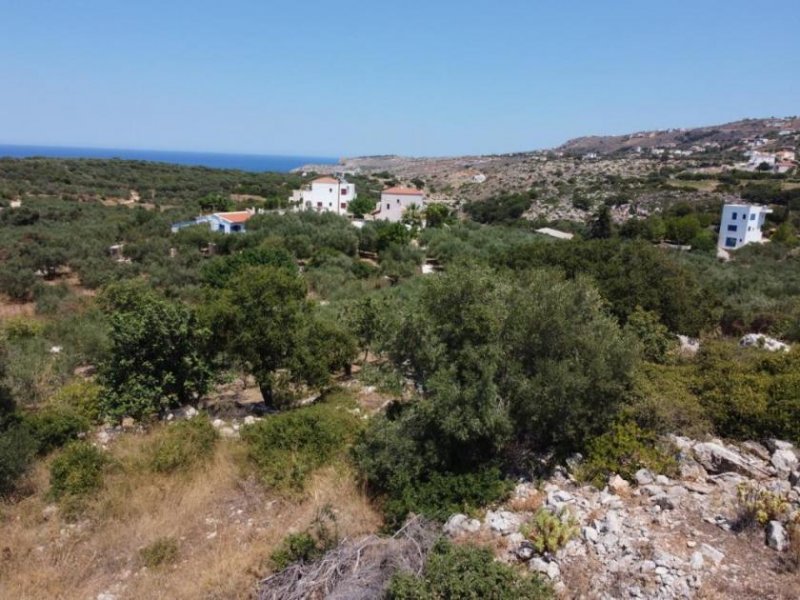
[{"x1": 1, "y1": 0, "x2": 798, "y2": 157}]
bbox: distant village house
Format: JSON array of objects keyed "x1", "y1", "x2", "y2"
[
  {"x1": 290, "y1": 176, "x2": 356, "y2": 215},
  {"x1": 171, "y1": 210, "x2": 255, "y2": 234},
  {"x1": 372, "y1": 187, "x2": 426, "y2": 223},
  {"x1": 717, "y1": 203, "x2": 772, "y2": 250}
]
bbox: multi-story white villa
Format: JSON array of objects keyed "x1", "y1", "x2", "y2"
[
  {"x1": 372, "y1": 187, "x2": 425, "y2": 223},
  {"x1": 717, "y1": 203, "x2": 772, "y2": 250},
  {"x1": 291, "y1": 176, "x2": 356, "y2": 215}
]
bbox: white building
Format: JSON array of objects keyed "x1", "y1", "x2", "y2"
[
  {"x1": 372, "y1": 187, "x2": 425, "y2": 223},
  {"x1": 171, "y1": 210, "x2": 254, "y2": 234},
  {"x1": 747, "y1": 151, "x2": 777, "y2": 170},
  {"x1": 717, "y1": 203, "x2": 772, "y2": 250},
  {"x1": 291, "y1": 176, "x2": 356, "y2": 215}
]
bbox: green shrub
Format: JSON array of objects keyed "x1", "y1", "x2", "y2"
[
  {"x1": 735, "y1": 482, "x2": 790, "y2": 529},
  {"x1": 696, "y1": 343, "x2": 800, "y2": 443},
  {"x1": 25, "y1": 407, "x2": 89, "y2": 455},
  {"x1": 147, "y1": 416, "x2": 217, "y2": 473},
  {"x1": 625, "y1": 363, "x2": 710, "y2": 438},
  {"x1": 624, "y1": 306, "x2": 675, "y2": 363},
  {"x1": 99, "y1": 284, "x2": 212, "y2": 421},
  {"x1": 49, "y1": 441, "x2": 107, "y2": 501},
  {"x1": 382, "y1": 468, "x2": 512, "y2": 530},
  {"x1": 140, "y1": 537, "x2": 179, "y2": 568},
  {"x1": 576, "y1": 421, "x2": 678, "y2": 488},
  {"x1": 387, "y1": 539, "x2": 553, "y2": 600},
  {"x1": 241, "y1": 396, "x2": 360, "y2": 492},
  {"x1": 50, "y1": 380, "x2": 104, "y2": 423},
  {"x1": 521, "y1": 508, "x2": 578, "y2": 555},
  {"x1": 270, "y1": 506, "x2": 338, "y2": 570},
  {"x1": 0, "y1": 421, "x2": 38, "y2": 497}
]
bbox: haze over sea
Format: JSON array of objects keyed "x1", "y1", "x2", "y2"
[{"x1": 0, "y1": 144, "x2": 338, "y2": 173}]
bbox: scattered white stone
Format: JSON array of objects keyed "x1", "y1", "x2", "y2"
[
  {"x1": 608, "y1": 474, "x2": 630, "y2": 495},
  {"x1": 603, "y1": 510, "x2": 622, "y2": 534},
  {"x1": 582, "y1": 526, "x2": 598, "y2": 543},
  {"x1": 677, "y1": 335, "x2": 700, "y2": 356},
  {"x1": 212, "y1": 418, "x2": 225, "y2": 429},
  {"x1": 244, "y1": 415, "x2": 257, "y2": 426},
  {"x1": 444, "y1": 513, "x2": 481, "y2": 537},
  {"x1": 485, "y1": 510, "x2": 521, "y2": 535},
  {"x1": 766, "y1": 521, "x2": 787, "y2": 551},
  {"x1": 739, "y1": 333, "x2": 790, "y2": 352},
  {"x1": 641, "y1": 484, "x2": 664, "y2": 497},
  {"x1": 634, "y1": 469, "x2": 654, "y2": 486},
  {"x1": 689, "y1": 551, "x2": 704, "y2": 570},
  {"x1": 771, "y1": 448, "x2": 799, "y2": 478},
  {"x1": 700, "y1": 543, "x2": 724, "y2": 566},
  {"x1": 219, "y1": 426, "x2": 238, "y2": 439}
]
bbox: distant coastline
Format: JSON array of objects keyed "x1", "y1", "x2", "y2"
[{"x1": 0, "y1": 144, "x2": 339, "y2": 173}]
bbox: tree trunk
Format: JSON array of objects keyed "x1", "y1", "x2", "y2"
[{"x1": 259, "y1": 381, "x2": 273, "y2": 408}]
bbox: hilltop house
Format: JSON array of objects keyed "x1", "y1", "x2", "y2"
[
  {"x1": 717, "y1": 203, "x2": 772, "y2": 250},
  {"x1": 290, "y1": 176, "x2": 356, "y2": 215},
  {"x1": 171, "y1": 210, "x2": 254, "y2": 234},
  {"x1": 372, "y1": 187, "x2": 425, "y2": 223}
]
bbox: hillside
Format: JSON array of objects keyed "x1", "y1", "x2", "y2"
[
  {"x1": 1, "y1": 139, "x2": 799, "y2": 600},
  {"x1": 556, "y1": 117, "x2": 800, "y2": 156}
]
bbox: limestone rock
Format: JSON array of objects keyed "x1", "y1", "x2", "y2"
[
  {"x1": 739, "y1": 333, "x2": 790, "y2": 352},
  {"x1": 485, "y1": 510, "x2": 521, "y2": 535},
  {"x1": 689, "y1": 551, "x2": 704, "y2": 570},
  {"x1": 699, "y1": 543, "x2": 724, "y2": 566},
  {"x1": 692, "y1": 442, "x2": 770, "y2": 479},
  {"x1": 444, "y1": 513, "x2": 481, "y2": 537},
  {"x1": 771, "y1": 448, "x2": 799, "y2": 478},
  {"x1": 608, "y1": 474, "x2": 631, "y2": 495},
  {"x1": 766, "y1": 521, "x2": 787, "y2": 551},
  {"x1": 582, "y1": 526, "x2": 598, "y2": 543},
  {"x1": 634, "y1": 468, "x2": 654, "y2": 486}
]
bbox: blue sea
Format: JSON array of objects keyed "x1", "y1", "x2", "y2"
[{"x1": 0, "y1": 144, "x2": 338, "y2": 173}]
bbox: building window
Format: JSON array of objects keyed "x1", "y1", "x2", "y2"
[
  {"x1": 317, "y1": 202, "x2": 323, "y2": 208},
  {"x1": 750, "y1": 214, "x2": 756, "y2": 220},
  {"x1": 386, "y1": 204, "x2": 391, "y2": 210},
  {"x1": 341, "y1": 188, "x2": 348, "y2": 195},
  {"x1": 727, "y1": 225, "x2": 737, "y2": 232},
  {"x1": 341, "y1": 202, "x2": 347, "y2": 209},
  {"x1": 329, "y1": 188, "x2": 333, "y2": 192},
  {"x1": 725, "y1": 237, "x2": 737, "y2": 247},
  {"x1": 732, "y1": 212, "x2": 738, "y2": 219}
]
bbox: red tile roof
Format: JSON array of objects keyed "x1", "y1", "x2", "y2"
[
  {"x1": 382, "y1": 187, "x2": 424, "y2": 196},
  {"x1": 215, "y1": 211, "x2": 252, "y2": 223},
  {"x1": 312, "y1": 176, "x2": 339, "y2": 184}
]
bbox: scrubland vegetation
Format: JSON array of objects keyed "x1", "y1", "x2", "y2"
[{"x1": 1, "y1": 158, "x2": 799, "y2": 598}]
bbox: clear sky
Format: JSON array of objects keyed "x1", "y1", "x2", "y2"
[{"x1": 1, "y1": 0, "x2": 798, "y2": 157}]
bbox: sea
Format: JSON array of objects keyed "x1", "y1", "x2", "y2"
[{"x1": 0, "y1": 144, "x2": 338, "y2": 173}]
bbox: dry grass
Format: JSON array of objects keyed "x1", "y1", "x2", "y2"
[{"x1": 0, "y1": 427, "x2": 381, "y2": 600}]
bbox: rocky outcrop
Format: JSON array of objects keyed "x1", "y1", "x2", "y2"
[{"x1": 443, "y1": 437, "x2": 800, "y2": 599}]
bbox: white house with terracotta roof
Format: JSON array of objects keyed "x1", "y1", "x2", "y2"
[
  {"x1": 373, "y1": 187, "x2": 425, "y2": 222},
  {"x1": 291, "y1": 176, "x2": 356, "y2": 215},
  {"x1": 171, "y1": 210, "x2": 254, "y2": 234}
]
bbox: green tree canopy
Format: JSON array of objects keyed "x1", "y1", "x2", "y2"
[{"x1": 98, "y1": 283, "x2": 212, "y2": 421}]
